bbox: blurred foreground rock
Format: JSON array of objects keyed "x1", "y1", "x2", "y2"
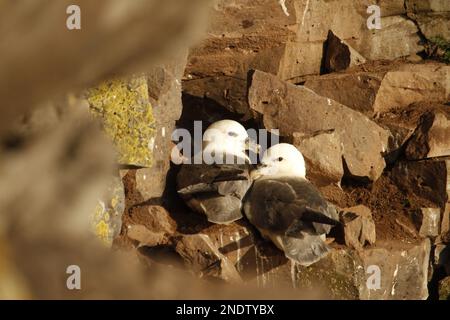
[
  {"x1": 92, "y1": 176, "x2": 125, "y2": 245},
  {"x1": 0, "y1": 0, "x2": 208, "y2": 134}
]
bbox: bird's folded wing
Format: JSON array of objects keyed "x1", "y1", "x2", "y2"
[
  {"x1": 251, "y1": 179, "x2": 339, "y2": 232},
  {"x1": 249, "y1": 179, "x2": 297, "y2": 230},
  {"x1": 197, "y1": 195, "x2": 243, "y2": 224},
  {"x1": 177, "y1": 164, "x2": 249, "y2": 195},
  {"x1": 282, "y1": 233, "x2": 330, "y2": 266}
]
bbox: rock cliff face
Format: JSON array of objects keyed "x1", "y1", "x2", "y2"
[{"x1": 0, "y1": 0, "x2": 449, "y2": 300}]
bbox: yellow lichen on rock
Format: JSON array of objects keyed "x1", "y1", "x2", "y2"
[
  {"x1": 92, "y1": 201, "x2": 111, "y2": 245},
  {"x1": 87, "y1": 76, "x2": 155, "y2": 167},
  {"x1": 91, "y1": 176, "x2": 125, "y2": 246}
]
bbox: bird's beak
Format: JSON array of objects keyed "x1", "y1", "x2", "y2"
[
  {"x1": 250, "y1": 163, "x2": 267, "y2": 180},
  {"x1": 245, "y1": 137, "x2": 261, "y2": 153}
]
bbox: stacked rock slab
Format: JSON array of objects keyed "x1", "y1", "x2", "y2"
[
  {"x1": 304, "y1": 62, "x2": 450, "y2": 116},
  {"x1": 184, "y1": 0, "x2": 424, "y2": 117},
  {"x1": 406, "y1": 0, "x2": 450, "y2": 42},
  {"x1": 292, "y1": 130, "x2": 344, "y2": 186},
  {"x1": 405, "y1": 111, "x2": 450, "y2": 160},
  {"x1": 248, "y1": 70, "x2": 390, "y2": 181}
]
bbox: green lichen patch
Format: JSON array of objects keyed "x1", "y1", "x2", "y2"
[{"x1": 87, "y1": 76, "x2": 155, "y2": 167}]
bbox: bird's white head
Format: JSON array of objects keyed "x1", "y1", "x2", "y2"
[
  {"x1": 202, "y1": 120, "x2": 259, "y2": 161},
  {"x1": 252, "y1": 143, "x2": 306, "y2": 179}
]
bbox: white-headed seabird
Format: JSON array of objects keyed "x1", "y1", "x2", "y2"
[
  {"x1": 243, "y1": 143, "x2": 340, "y2": 266},
  {"x1": 177, "y1": 120, "x2": 259, "y2": 224}
]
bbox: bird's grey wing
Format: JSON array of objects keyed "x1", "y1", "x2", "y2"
[
  {"x1": 177, "y1": 164, "x2": 250, "y2": 224},
  {"x1": 217, "y1": 179, "x2": 251, "y2": 199},
  {"x1": 194, "y1": 177, "x2": 251, "y2": 224},
  {"x1": 285, "y1": 219, "x2": 313, "y2": 238},
  {"x1": 196, "y1": 194, "x2": 243, "y2": 224},
  {"x1": 311, "y1": 203, "x2": 340, "y2": 234},
  {"x1": 248, "y1": 179, "x2": 338, "y2": 232},
  {"x1": 177, "y1": 164, "x2": 249, "y2": 195},
  {"x1": 282, "y1": 233, "x2": 330, "y2": 266},
  {"x1": 287, "y1": 179, "x2": 340, "y2": 234},
  {"x1": 246, "y1": 179, "x2": 298, "y2": 231}
]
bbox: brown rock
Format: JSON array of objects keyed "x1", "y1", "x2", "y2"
[
  {"x1": 406, "y1": 0, "x2": 450, "y2": 13},
  {"x1": 185, "y1": 1, "x2": 422, "y2": 116},
  {"x1": 405, "y1": 111, "x2": 450, "y2": 160},
  {"x1": 305, "y1": 62, "x2": 449, "y2": 117},
  {"x1": 304, "y1": 72, "x2": 383, "y2": 116},
  {"x1": 417, "y1": 208, "x2": 441, "y2": 237},
  {"x1": 147, "y1": 51, "x2": 187, "y2": 168},
  {"x1": 121, "y1": 166, "x2": 170, "y2": 204},
  {"x1": 347, "y1": 16, "x2": 423, "y2": 62},
  {"x1": 127, "y1": 225, "x2": 167, "y2": 248},
  {"x1": 415, "y1": 12, "x2": 450, "y2": 42},
  {"x1": 176, "y1": 234, "x2": 242, "y2": 283},
  {"x1": 127, "y1": 205, "x2": 177, "y2": 237},
  {"x1": 249, "y1": 70, "x2": 390, "y2": 181},
  {"x1": 171, "y1": 222, "x2": 430, "y2": 299},
  {"x1": 442, "y1": 232, "x2": 450, "y2": 244},
  {"x1": 391, "y1": 160, "x2": 449, "y2": 209},
  {"x1": 434, "y1": 243, "x2": 450, "y2": 274},
  {"x1": 293, "y1": 130, "x2": 344, "y2": 186},
  {"x1": 184, "y1": 0, "x2": 297, "y2": 116},
  {"x1": 119, "y1": 53, "x2": 189, "y2": 201},
  {"x1": 201, "y1": 223, "x2": 256, "y2": 277},
  {"x1": 183, "y1": 76, "x2": 249, "y2": 117},
  {"x1": 294, "y1": 240, "x2": 431, "y2": 299},
  {"x1": 357, "y1": 239, "x2": 431, "y2": 300},
  {"x1": 383, "y1": 123, "x2": 416, "y2": 164},
  {"x1": 341, "y1": 205, "x2": 376, "y2": 249},
  {"x1": 372, "y1": 63, "x2": 450, "y2": 114},
  {"x1": 442, "y1": 203, "x2": 450, "y2": 237},
  {"x1": 296, "y1": 1, "x2": 418, "y2": 63},
  {"x1": 323, "y1": 31, "x2": 366, "y2": 73}
]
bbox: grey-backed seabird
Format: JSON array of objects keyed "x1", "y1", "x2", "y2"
[
  {"x1": 177, "y1": 120, "x2": 259, "y2": 224},
  {"x1": 243, "y1": 143, "x2": 339, "y2": 266}
]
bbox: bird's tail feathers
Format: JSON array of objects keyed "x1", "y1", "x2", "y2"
[
  {"x1": 282, "y1": 233, "x2": 330, "y2": 266},
  {"x1": 205, "y1": 207, "x2": 243, "y2": 224},
  {"x1": 177, "y1": 183, "x2": 216, "y2": 195},
  {"x1": 302, "y1": 208, "x2": 340, "y2": 226}
]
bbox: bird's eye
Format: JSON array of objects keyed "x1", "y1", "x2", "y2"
[
  {"x1": 277, "y1": 157, "x2": 284, "y2": 161},
  {"x1": 228, "y1": 131, "x2": 238, "y2": 137}
]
